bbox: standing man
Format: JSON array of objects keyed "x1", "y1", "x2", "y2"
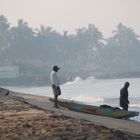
[
  {"x1": 50, "y1": 65, "x2": 61, "y2": 108},
  {"x1": 120, "y1": 82, "x2": 130, "y2": 111}
]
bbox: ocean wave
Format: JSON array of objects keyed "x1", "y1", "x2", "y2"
[
  {"x1": 63, "y1": 76, "x2": 96, "y2": 86},
  {"x1": 64, "y1": 77, "x2": 83, "y2": 85},
  {"x1": 72, "y1": 96, "x2": 104, "y2": 105},
  {"x1": 129, "y1": 104, "x2": 140, "y2": 108}
]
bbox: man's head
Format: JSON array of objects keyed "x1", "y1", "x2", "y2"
[
  {"x1": 124, "y1": 82, "x2": 130, "y2": 88},
  {"x1": 53, "y1": 65, "x2": 60, "y2": 72}
]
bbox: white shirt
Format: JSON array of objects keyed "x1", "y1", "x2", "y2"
[{"x1": 50, "y1": 70, "x2": 60, "y2": 86}]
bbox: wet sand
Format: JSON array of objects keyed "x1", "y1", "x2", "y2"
[{"x1": 0, "y1": 91, "x2": 140, "y2": 140}]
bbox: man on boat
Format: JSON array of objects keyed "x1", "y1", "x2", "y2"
[
  {"x1": 50, "y1": 65, "x2": 61, "y2": 108},
  {"x1": 120, "y1": 82, "x2": 130, "y2": 111}
]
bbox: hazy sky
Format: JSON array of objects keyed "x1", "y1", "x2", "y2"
[{"x1": 0, "y1": 0, "x2": 140, "y2": 37}]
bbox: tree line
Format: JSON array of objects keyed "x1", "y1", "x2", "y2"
[{"x1": 0, "y1": 15, "x2": 140, "y2": 86}]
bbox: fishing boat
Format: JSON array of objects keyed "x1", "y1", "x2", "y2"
[{"x1": 49, "y1": 98, "x2": 139, "y2": 119}]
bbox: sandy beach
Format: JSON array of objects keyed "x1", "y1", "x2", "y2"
[{"x1": 0, "y1": 90, "x2": 140, "y2": 140}]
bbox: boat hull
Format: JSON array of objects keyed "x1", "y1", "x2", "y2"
[{"x1": 49, "y1": 98, "x2": 139, "y2": 119}]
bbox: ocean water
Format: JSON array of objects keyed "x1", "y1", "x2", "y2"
[{"x1": 6, "y1": 77, "x2": 140, "y2": 122}]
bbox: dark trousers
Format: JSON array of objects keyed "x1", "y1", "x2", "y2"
[
  {"x1": 54, "y1": 94, "x2": 58, "y2": 107},
  {"x1": 122, "y1": 105, "x2": 128, "y2": 111},
  {"x1": 52, "y1": 84, "x2": 61, "y2": 107}
]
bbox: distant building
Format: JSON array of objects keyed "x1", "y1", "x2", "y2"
[{"x1": 0, "y1": 65, "x2": 19, "y2": 78}]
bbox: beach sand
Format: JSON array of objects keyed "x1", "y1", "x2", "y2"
[{"x1": 0, "y1": 91, "x2": 140, "y2": 140}]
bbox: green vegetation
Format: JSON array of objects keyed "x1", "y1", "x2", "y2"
[{"x1": 0, "y1": 15, "x2": 140, "y2": 86}]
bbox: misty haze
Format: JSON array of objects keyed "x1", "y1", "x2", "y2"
[
  {"x1": 0, "y1": 1, "x2": 140, "y2": 139},
  {"x1": 0, "y1": 0, "x2": 140, "y2": 86},
  {"x1": 0, "y1": 15, "x2": 140, "y2": 86}
]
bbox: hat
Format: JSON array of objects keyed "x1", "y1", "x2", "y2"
[{"x1": 53, "y1": 65, "x2": 60, "y2": 70}]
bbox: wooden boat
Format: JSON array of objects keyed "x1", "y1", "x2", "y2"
[{"x1": 49, "y1": 98, "x2": 139, "y2": 119}]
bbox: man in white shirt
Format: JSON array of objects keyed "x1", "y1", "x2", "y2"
[{"x1": 50, "y1": 65, "x2": 61, "y2": 108}]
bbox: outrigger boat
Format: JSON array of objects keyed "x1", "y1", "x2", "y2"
[{"x1": 49, "y1": 98, "x2": 139, "y2": 119}]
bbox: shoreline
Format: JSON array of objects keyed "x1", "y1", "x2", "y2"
[{"x1": 0, "y1": 90, "x2": 140, "y2": 139}]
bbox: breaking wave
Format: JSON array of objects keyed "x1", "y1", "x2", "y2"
[
  {"x1": 63, "y1": 76, "x2": 96, "y2": 86},
  {"x1": 64, "y1": 77, "x2": 83, "y2": 85}
]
